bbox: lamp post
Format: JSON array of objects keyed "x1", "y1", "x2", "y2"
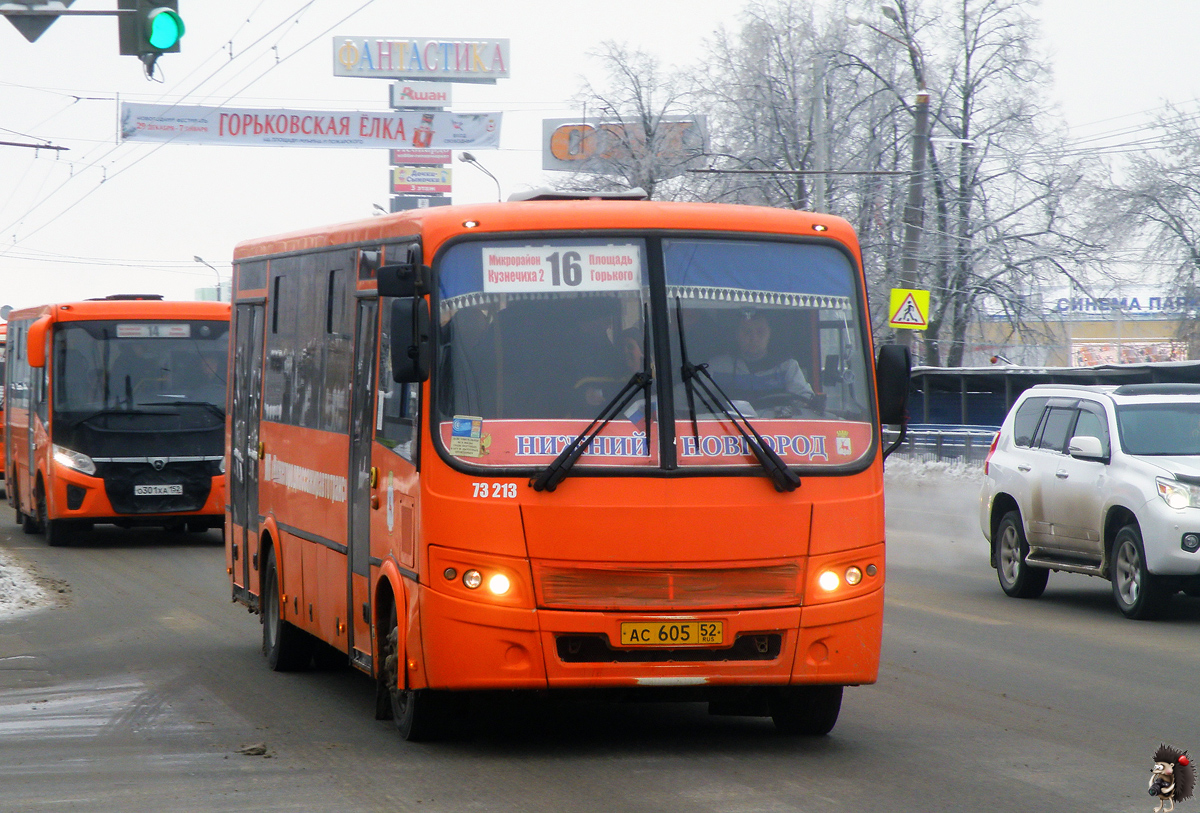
[
  {"x1": 458, "y1": 152, "x2": 502, "y2": 202},
  {"x1": 193, "y1": 255, "x2": 222, "y2": 301},
  {"x1": 851, "y1": 7, "x2": 929, "y2": 353}
]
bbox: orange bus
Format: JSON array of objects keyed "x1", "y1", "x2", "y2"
[
  {"x1": 4, "y1": 296, "x2": 230, "y2": 546},
  {"x1": 0, "y1": 321, "x2": 6, "y2": 497},
  {"x1": 226, "y1": 193, "x2": 910, "y2": 740}
]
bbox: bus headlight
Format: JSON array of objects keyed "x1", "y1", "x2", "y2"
[
  {"x1": 52, "y1": 445, "x2": 96, "y2": 476},
  {"x1": 462, "y1": 569, "x2": 483, "y2": 589},
  {"x1": 817, "y1": 570, "x2": 840, "y2": 591},
  {"x1": 487, "y1": 573, "x2": 511, "y2": 595}
]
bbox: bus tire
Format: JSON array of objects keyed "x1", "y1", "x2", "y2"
[
  {"x1": 380, "y1": 603, "x2": 445, "y2": 742},
  {"x1": 37, "y1": 489, "x2": 71, "y2": 547},
  {"x1": 18, "y1": 509, "x2": 38, "y2": 534},
  {"x1": 769, "y1": 685, "x2": 843, "y2": 735},
  {"x1": 261, "y1": 547, "x2": 312, "y2": 671}
]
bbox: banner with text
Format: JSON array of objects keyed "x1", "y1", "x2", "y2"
[{"x1": 120, "y1": 102, "x2": 501, "y2": 149}]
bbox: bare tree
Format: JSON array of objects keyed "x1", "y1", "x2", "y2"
[
  {"x1": 1101, "y1": 104, "x2": 1200, "y2": 354},
  {"x1": 561, "y1": 43, "x2": 704, "y2": 199}
]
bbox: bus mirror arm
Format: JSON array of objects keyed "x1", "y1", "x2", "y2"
[{"x1": 389, "y1": 297, "x2": 432, "y2": 383}]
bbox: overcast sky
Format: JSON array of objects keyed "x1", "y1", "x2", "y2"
[{"x1": 1, "y1": 0, "x2": 1198, "y2": 312}]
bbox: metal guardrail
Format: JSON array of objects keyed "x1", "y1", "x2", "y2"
[{"x1": 883, "y1": 424, "x2": 999, "y2": 465}]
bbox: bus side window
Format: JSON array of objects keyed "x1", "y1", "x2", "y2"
[{"x1": 378, "y1": 297, "x2": 417, "y2": 461}]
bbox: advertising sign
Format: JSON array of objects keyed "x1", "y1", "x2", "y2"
[
  {"x1": 334, "y1": 37, "x2": 510, "y2": 83},
  {"x1": 389, "y1": 81, "x2": 453, "y2": 108},
  {"x1": 391, "y1": 196, "x2": 452, "y2": 212},
  {"x1": 541, "y1": 116, "x2": 706, "y2": 176},
  {"x1": 392, "y1": 166, "x2": 452, "y2": 194},
  {"x1": 391, "y1": 148, "x2": 452, "y2": 165},
  {"x1": 120, "y1": 102, "x2": 500, "y2": 149}
]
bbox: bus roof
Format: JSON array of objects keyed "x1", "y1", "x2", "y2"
[
  {"x1": 5, "y1": 299, "x2": 230, "y2": 324},
  {"x1": 233, "y1": 199, "x2": 860, "y2": 262}
]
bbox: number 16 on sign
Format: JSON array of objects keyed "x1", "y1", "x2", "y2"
[{"x1": 888, "y1": 288, "x2": 930, "y2": 330}]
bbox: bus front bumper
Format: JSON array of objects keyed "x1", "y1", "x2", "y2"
[{"x1": 416, "y1": 587, "x2": 882, "y2": 691}]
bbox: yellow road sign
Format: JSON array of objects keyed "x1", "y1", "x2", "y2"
[{"x1": 889, "y1": 288, "x2": 930, "y2": 329}]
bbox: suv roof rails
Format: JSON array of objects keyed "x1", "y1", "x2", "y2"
[
  {"x1": 507, "y1": 187, "x2": 649, "y2": 202},
  {"x1": 86, "y1": 294, "x2": 166, "y2": 301},
  {"x1": 1112, "y1": 382, "x2": 1200, "y2": 396}
]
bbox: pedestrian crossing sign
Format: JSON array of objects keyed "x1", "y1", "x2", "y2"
[{"x1": 889, "y1": 288, "x2": 930, "y2": 330}]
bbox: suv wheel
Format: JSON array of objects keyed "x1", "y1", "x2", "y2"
[
  {"x1": 1111, "y1": 524, "x2": 1167, "y2": 619},
  {"x1": 996, "y1": 510, "x2": 1048, "y2": 598}
]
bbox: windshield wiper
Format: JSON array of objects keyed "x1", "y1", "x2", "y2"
[
  {"x1": 65, "y1": 408, "x2": 167, "y2": 428},
  {"x1": 137, "y1": 400, "x2": 225, "y2": 420},
  {"x1": 531, "y1": 319, "x2": 653, "y2": 494},
  {"x1": 530, "y1": 370, "x2": 652, "y2": 492},
  {"x1": 674, "y1": 297, "x2": 799, "y2": 493}
]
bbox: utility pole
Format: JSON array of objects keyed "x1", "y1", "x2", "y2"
[{"x1": 898, "y1": 86, "x2": 929, "y2": 352}]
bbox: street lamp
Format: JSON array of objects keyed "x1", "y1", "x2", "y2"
[
  {"x1": 193, "y1": 255, "x2": 222, "y2": 301},
  {"x1": 850, "y1": 7, "x2": 930, "y2": 354},
  {"x1": 458, "y1": 152, "x2": 502, "y2": 202}
]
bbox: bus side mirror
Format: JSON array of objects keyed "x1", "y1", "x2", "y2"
[
  {"x1": 377, "y1": 245, "x2": 429, "y2": 297},
  {"x1": 389, "y1": 297, "x2": 431, "y2": 383},
  {"x1": 26, "y1": 316, "x2": 51, "y2": 368},
  {"x1": 378, "y1": 264, "x2": 430, "y2": 297},
  {"x1": 875, "y1": 344, "x2": 911, "y2": 425}
]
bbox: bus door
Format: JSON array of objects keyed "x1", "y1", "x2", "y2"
[
  {"x1": 230, "y1": 303, "x2": 264, "y2": 600},
  {"x1": 347, "y1": 298, "x2": 377, "y2": 668}
]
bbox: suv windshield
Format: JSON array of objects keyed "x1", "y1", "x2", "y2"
[
  {"x1": 1116, "y1": 402, "x2": 1200, "y2": 455},
  {"x1": 434, "y1": 235, "x2": 874, "y2": 471}
]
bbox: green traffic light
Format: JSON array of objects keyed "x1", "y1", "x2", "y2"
[{"x1": 147, "y1": 7, "x2": 184, "y2": 50}]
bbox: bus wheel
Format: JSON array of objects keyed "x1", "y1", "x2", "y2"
[
  {"x1": 37, "y1": 491, "x2": 71, "y2": 548},
  {"x1": 18, "y1": 509, "x2": 38, "y2": 534},
  {"x1": 769, "y1": 685, "x2": 843, "y2": 735},
  {"x1": 261, "y1": 547, "x2": 312, "y2": 671},
  {"x1": 380, "y1": 604, "x2": 445, "y2": 742}
]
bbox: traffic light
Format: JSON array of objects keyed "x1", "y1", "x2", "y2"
[{"x1": 118, "y1": 0, "x2": 184, "y2": 74}]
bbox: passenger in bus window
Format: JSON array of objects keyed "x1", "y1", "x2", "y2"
[
  {"x1": 706, "y1": 310, "x2": 817, "y2": 416},
  {"x1": 564, "y1": 299, "x2": 626, "y2": 416}
]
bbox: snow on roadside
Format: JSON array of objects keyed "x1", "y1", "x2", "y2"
[
  {"x1": 882, "y1": 456, "x2": 985, "y2": 482},
  {"x1": 0, "y1": 549, "x2": 51, "y2": 618}
]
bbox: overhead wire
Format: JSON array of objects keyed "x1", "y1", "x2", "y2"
[{"x1": 0, "y1": 0, "x2": 363, "y2": 252}]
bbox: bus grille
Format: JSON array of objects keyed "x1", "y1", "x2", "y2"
[
  {"x1": 534, "y1": 563, "x2": 803, "y2": 611},
  {"x1": 101, "y1": 461, "x2": 213, "y2": 514}
]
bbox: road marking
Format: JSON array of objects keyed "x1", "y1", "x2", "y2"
[{"x1": 886, "y1": 597, "x2": 1012, "y2": 626}]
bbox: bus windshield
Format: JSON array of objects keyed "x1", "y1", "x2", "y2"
[
  {"x1": 53, "y1": 320, "x2": 229, "y2": 428},
  {"x1": 434, "y1": 235, "x2": 873, "y2": 470}
]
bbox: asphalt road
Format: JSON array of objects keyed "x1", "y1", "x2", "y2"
[{"x1": 1, "y1": 471, "x2": 1198, "y2": 813}]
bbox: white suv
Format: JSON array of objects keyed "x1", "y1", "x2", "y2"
[{"x1": 979, "y1": 383, "x2": 1200, "y2": 619}]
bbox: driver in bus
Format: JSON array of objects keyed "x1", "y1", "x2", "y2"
[{"x1": 706, "y1": 310, "x2": 819, "y2": 416}]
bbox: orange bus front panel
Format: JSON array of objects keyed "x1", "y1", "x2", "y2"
[
  {"x1": 39, "y1": 461, "x2": 225, "y2": 524},
  {"x1": 793, "y1": 589, "x2": 884, "y2": 685},
  {"x1": 417, "y1": 586, "x2": 545, "y2": 690}
]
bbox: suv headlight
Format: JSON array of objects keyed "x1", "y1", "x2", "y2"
[
  {"x1": 52, "y1": 444, "x2": 97, "y2": 476},
  {"x1": 1156, "y1": 477, "x2": 1200, "y2": 509}
]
